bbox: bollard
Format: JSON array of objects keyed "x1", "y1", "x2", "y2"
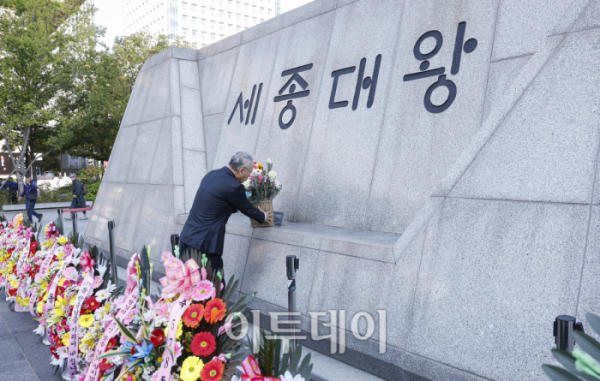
[
  {"x1": 57, "y1": 209, "x2": 63, "y2": 230},
  {"x1": 170, "y1": 234, "x2": 180, "y2": 256},
  {"x1": 72, "y1": 212, "x2": 78, "y2": 237},
  {"x1": 108, "y1": 221, "x2": 117, "y2": 283},
  {"x1": 286, "y1": 255, "x2": 300, "y2": 357},
  {"x1": 554, "y1": 315, "x2": 585, "y2": 352}
]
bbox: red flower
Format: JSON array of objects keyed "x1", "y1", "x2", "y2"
[
  {"x1": 201, "y1": 359, "x2": 224, "y2": 381},
  {"x1": 83, "y1": 296, "x2": 100, "y2": 311},
  {"x1": 30, "y1": 241, "x2": 38, "y2": 251},
  {"x1": 106, "y1": 337, "x2": 117, "y2": 351},
  {"x1": 204, "y1": 298, "x2": 226, "y2": 324},
  {"x1": 191, "y1": 332, "x2": 216, "y2": 357},
  {"x1": 182, "y1": 303, "x2": 204, "y2": 328},
  {"x1": 8, "y1": 288, "x2": 16, "y2": 297},
  {"x1": 50, "y1": 347, "x2": 59, "y2": 359},
  {"x1": 99, "y1": 358, "x2": 112, "y2": 377},
  {"x1": 150, "y1": 328, "x2": 165, "y2": 346}
]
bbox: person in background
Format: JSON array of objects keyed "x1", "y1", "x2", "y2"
[
  {"x1": 2, "y1": 176, "x2": 18, "y2": 204},
  {"x1": 66, "y1": 174, "x2": 87, "y2": 220},
  {"x1": 18, "y1": 173, "x2": 42, "y2": 223}
]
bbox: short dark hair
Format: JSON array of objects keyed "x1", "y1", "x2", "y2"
[{"x1": 25, "y1": 173, "x2": 31, "y2": 178}]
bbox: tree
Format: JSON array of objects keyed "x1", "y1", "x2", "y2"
[
  {"x1": 0, "y1": 0, "x2": 100, "y2": 189},
  {"x1": 51, "y1": 31, "x2": 191, "y2": 162}
]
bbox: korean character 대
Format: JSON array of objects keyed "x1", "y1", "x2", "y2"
[
  {"x1": 328, "y1": 55, "x2": 382, "y2": 110},
  {"x1": 403, "y1": 21, "x2": 478, "y2": 113},
  {"x1": 228, "y1": 83, "x2": 264, "y2": 125},
  {"x1": 273, "y1": 63, "x2": 313, "y2": 129}
]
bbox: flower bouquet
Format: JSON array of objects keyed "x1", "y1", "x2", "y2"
[
  {"x1": 93, "y1": 248, "x2": 254, "y2": 381},
  {"x1": 242, "y1": 159, "x2": 282, "y2": 228},
  {"x1": 232, "y1": 329, "x2": 313, "y2": 381}
]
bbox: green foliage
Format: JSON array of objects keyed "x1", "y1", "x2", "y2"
[
  {"x1": 83, "y1": 181, "x2": 101, "y2": 203},
  {"x1": 77, "y1": 166, "x2": 104, "y2": 184},
  {"x1": 0, "y1": 0, "x2": 101, "y2": 181},
  {"x1": 67, "y1": 230, "x2": 84, "y2": 248},
  {"x1": 543, "y1": 313, "x2": 600, "y2": 381},
  {"x1": 248, "y1": 329, "x2": 313, "y2": 380}
]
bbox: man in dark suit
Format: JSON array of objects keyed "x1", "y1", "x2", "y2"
[{"x1": 179, "y1": 151, "x2": 273, "y2": 273}]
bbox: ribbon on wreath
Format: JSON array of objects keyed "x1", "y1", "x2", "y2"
[
  {"x1": 159, "y1": 251, "x2": 201, "y2": 298},
  {"x1": 67, "y1": 270, "x2": 95, "y2": 379},
  {"x1": 83, "y1": 291, "x2": 139, "y2": 381},
  {"x1": 44, "y1": 260, "x2": 69, "y2": 315},
  {"x1": 36, "y1": 243, "x2": 57, "y2": 282},
  {"x1": 16, "y1": 238, "x2": 31, "y2": 274},
  {"x1": 29, "y1": 287, "x2": 38, "y2": 316},
  {"x1": 155, "y1": 294, "x2": 190, "y2": 381},
  {"x1": 239, "y1": 355, "x2": 280, "y2": 381}
]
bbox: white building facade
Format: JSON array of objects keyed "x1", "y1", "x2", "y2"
[{"x1": 124, "y1": 0, "x2": 281, "y2": 48}]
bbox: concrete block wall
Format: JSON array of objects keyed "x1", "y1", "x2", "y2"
[{"x1": 86, "y1": 0, "x2": 600, "y2": 380}]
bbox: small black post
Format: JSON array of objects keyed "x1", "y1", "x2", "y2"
[
  {"x1": 108, "y1": 221, "x2": 117, "y2": 283},
  {"x1": 170, "y1": 234, "x2": 180, "y2": 256},
  {"x1": 72, "y1": 212, "x2": 78, "y2": 237},
  {"x1": 57, "y1": 209, "x2": 63, "y2": 230},
  {"x1": 554, "y1": 315, "x2": 582, "y2": 352},
  {"x1": 286, "y1": 255, "x2": 300, "y2": 357}
]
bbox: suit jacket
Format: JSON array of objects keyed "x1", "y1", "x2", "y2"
[{"x1": 179, "y1": 166, "x2": 266, "y2": 255}]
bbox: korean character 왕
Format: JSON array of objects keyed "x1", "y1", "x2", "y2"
[
  {"x1": 329, "y1": 55, "x2": 382, "y2": 110},
  {"x1": 403, "y1": 22, "x2": 478, "y2": 113},
  {"x1": 273, "y1": 63, "x2": 313, "y2": 129},
  {"x1": 227, "y1": 83, "x2": 264, "y2": 125}
]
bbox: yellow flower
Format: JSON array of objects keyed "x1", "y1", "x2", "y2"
[
  {"x1": 180, "y1": 356, "x2": 204, "y2": 381},
  {"x1": 57, "y1": 277, "x2": 67, "y2": 287},
  {"x1": 16, "y1": 296, "x2": 29, "y2": 307},
  {"x1": 79, "y1": 314, "x2": 94, "y2": 328},
  {"x1": 62, "y1": 332, "x2": 70, "y2": 346},
  {"x1": 57, "y1": 236, "x2": 68, "y2": 246},
  {"x1": 37, "y1": 301, "x2": 45, "y2": 314},
  {"x1": 10, "y1": 279, "x2": 18, "y2": 289},
  {"x1": 69, "y1": 295, "x2": 76, "y2": 306},
  {"x1": 39, "y1": 280, "x2": 49, "y2": 291}
]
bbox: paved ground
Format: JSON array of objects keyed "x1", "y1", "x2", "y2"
[{"x1": 0, "y1": 292, "x2": 63, "y2": 381}]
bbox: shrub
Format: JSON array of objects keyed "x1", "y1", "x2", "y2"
[{"x1": 85, "y1": 181, "x2": 101, "y2": 203}]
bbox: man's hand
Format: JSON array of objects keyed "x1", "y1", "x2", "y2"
[
  {"x1": 73, "y1": 195, "x2": 77, "y2": 198},
  {"x1": 258, "y1": 207, "x2": 274, "y2": 223},
  {"x1": 18, "y1": 197, "x2": 21, "y2": 202}
]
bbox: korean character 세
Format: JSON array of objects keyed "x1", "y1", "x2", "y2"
[
  {"x1": 273, "y1": 63, "x2": 313, "y2": 129},
  {"x1": 228, "y1": 83, "x2": 263, "y2": 125},
  {"x1": 403, "y1": 21, "x2": 477, "y2": 113}
]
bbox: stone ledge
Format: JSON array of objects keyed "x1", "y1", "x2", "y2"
[
  {"x1": 176, "y1": 213, "x2": 398, "y2": 263},
  {"x1": 2, "y1": 201, "x2": 93, "y2": 212}
]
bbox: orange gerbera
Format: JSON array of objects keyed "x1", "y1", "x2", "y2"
[
  {"x1": 201, "y1": 359, "x2": 224, "y2": 381},
  {"x1": 204, "y1": 298, "x2": 226, "y2": 324},
  {"x1": 257, "y1": 163, "x2": 263, "y2": 170},
  {"x1": 182, "y1": 303, "x2": 205, "y2": 328}
]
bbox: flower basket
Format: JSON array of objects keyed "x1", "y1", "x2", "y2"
[{"x1": 250, "y1": 200, "x2": 274, "y2": 228}]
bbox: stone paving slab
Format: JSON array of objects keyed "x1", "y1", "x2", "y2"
[{"x1": 0, "y1": 293, "x2": 61, "y2": 381}]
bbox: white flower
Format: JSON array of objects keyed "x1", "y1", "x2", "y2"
[
  {"x1": 95, "y1": 289, "x2": 110, "y2": 302},
  {"x1": 97, "y1": 263, "x2": 108, "y2": 277},
  {"x1": 279, "y1": 371, "x2": 304, "y2": 381},
  {"x1": 33, "y1": 324, "x2": 46, "y2": 336},
  {"x1": 268, "y1": 170, "x2": 277, "y2": 180},
  {"x1": 266, "y1": 158, "x2": 272, "y2": 164},
  {"x1": 242, "y1": 180, "x2": 250, "y2": 189},
  {"x1": 105, "y1": 280, "x2": 117, "y2": 294}
]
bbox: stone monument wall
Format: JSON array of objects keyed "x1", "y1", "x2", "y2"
[{"x1": 85, "y1": 0, "x2": 600, "y2": 379}]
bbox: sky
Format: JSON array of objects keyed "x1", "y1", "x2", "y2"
[{"x1": 94, "y1": 0, "x2": 314, "y2": 49}]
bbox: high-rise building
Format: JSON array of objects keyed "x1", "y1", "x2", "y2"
[{"x1": 124, "y1": 0, "x2": 280, "y2": 48}]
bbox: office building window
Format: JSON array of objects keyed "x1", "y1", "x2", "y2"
[
  {"x1": 182, "y1": 27, "x2": 188, "y2": 34},
  {"x1": 202, "y1": 43, "x2": 207, "y2": 47},
  {"x1": 236, "y1": 13, "x2": 240, "y2": 21},
  {"x1": 182, "y1": 15, "x2": 188, "y2": 23},
  {"x1": 210, "y1": 7, "x2": 215, "y2": 15},
  {"x1": 192, "y1": 16, "x2": 197, "y2": 24},
  {"x1": 201, "y1": 6, "x2": 206, "y2": 13},
  {"x1": 219, "y1": 10, "x2": 224, "y2": 17},
  {"x1": 228, "y1": 11, "x2": 232, "y2": 19},
  {"x1": 202, "y1": 31, "x2": 207, "y2": 38},
  {"x1": 219, "y1": 22, "x2": 224, "y2": 29},
  {"x1": 182, "y1": 2, "x2": 187, "y2": 9},
  {"x1": 210, "y1": 20, "x2": 215, "y2": 28},
  {"x1": 252, "y1": 17, "x2": 256, "y2": 24},
  {"x1": 193, "y1": 42, "x2": 198, "y2": 48},
  {"x1": 228, "y1": 23, "x2": 232, "y2": 31},
  {"x1": 201, "y1": 18, "x2": 206, "y2": 25},
  {"x1": 211, "y1": 33, "x2": 215, "y2": 40},
  {"x1": 245, "y1": 15, "x2": 249, "y2": 23},
  {"x1": 192, "y1": 29, "x2": 197, "y2": 35},
  {"x1": 192, "y1": 3, "x2": 197, "y2": 11}
]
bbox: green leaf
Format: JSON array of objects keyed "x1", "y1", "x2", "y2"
[
  {"x1": 574, "y1": 331, "x2": 600, "y2": 364},
  {"x1": 552, "y1": 350, "x2": 600, "y2": 381},
  {"x1": 273, "y1": 338, "x2": 281, "y2": 377},
  {"x1": 95, "y1": 349, "x2": 131, "y2": 361},
  {"x1": 298, "y1": 352, "x2": 312, "y2": 376},
  {"x1": 289, "y1": 345, "x2": 302, "y2": 374},
  {"x1": 542, "y1": 365, "x2": 583, "y2": 381},
  {"x1": 114, "y1": 316, "x2": 138, "y2": 344}
]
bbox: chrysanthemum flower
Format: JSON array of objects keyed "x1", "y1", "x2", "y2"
[
  {"x1": 192, "y1": 280, "x2": 215, "y2": 302},
  {"x1": 83, "y1": 296, "x2": 101, "y2": 311},
  {"x1": 191, "y1": 331, "x2": 217, "y2": 357},
  {"x1": 183, "y1": 303, "x2": 204, "y2": 328},
  {"x1": 204, "y1": 298, "x2": 226, "y2": 324},
  {"x1": 201, "y1": 359, "x2": 224, "y2": 381},
  {"x1": 180, "y1": 356, "x2": 204, "y2": 381}
]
